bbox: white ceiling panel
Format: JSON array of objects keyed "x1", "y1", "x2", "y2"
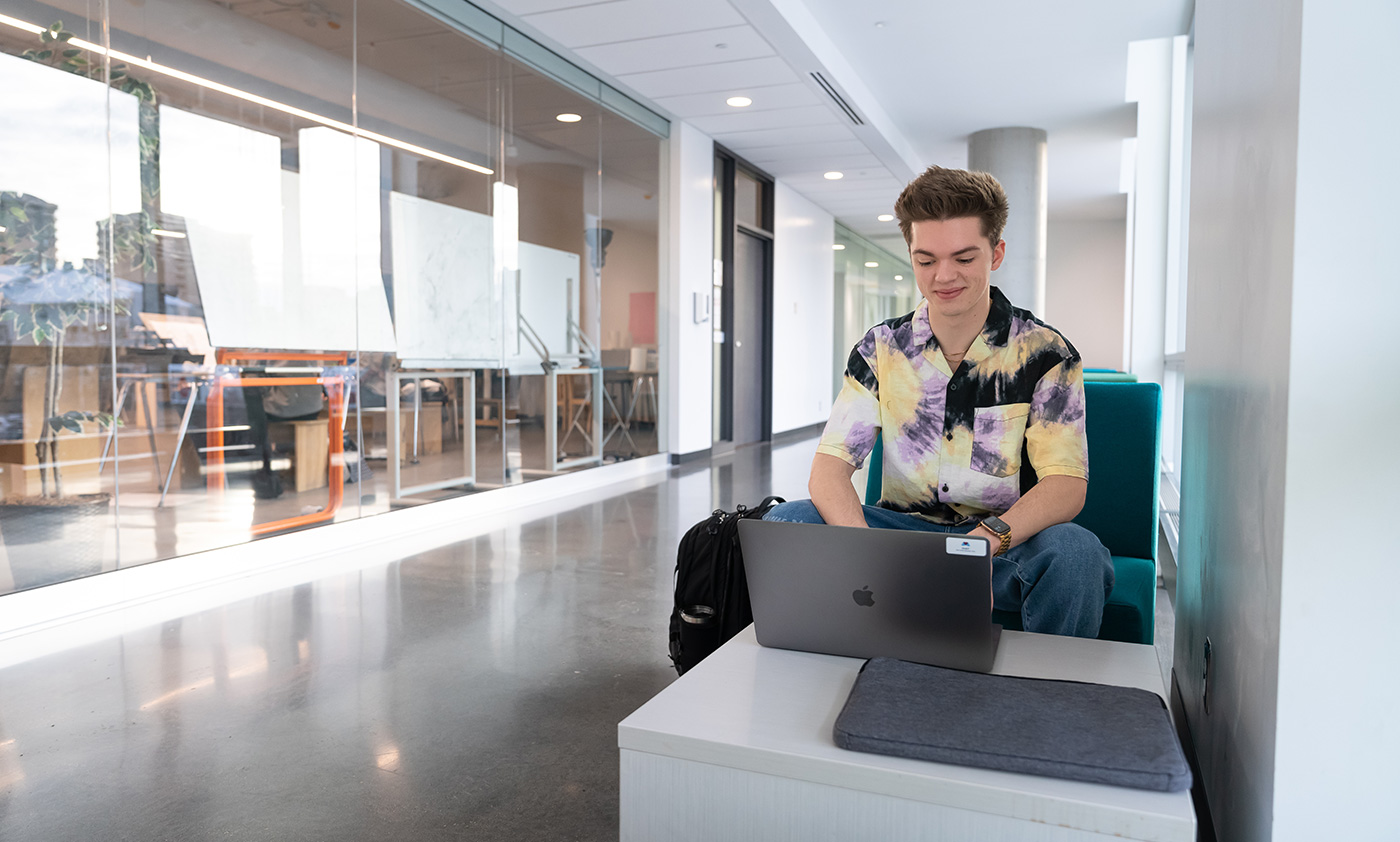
[
  {"x1": 800, "y1": 191, "x2": 896, "y2": 204},
  {"x1": 827, "y1": 205, "x2": 903, "y2": 222},
  {"x1": 743, "y1": 153, "x2": 884, "y2": 177},
  {"x1": 521, "y1": 0, "x2": 747, "y2": 48},
  {"x1": 846, "y1": 219, "x2": 905, "y2": 234},
  {"x1": 759, "y1": 175, "x2": 902, "y2": 195},
  {"x1": 797, "y1": 185, "x2": 905, "y2": 203},
  {"x1": 817, "y1": 194, "x2": 906, "y2": 209},
  {"x1": 781, "y1": 168, "x2": 899, "y2": 186},
  {"x1": 617, "y1": 56, "x2": 799, "y2": 99},
  {"x1": 784, "y1": 183, "x2": 904, "y2": 201},
  {"x1": 714, "y1": 123, "x2": 856, "y2": 150},
  {"x1": 650, "y1": 83, "x2": 821, "y2": 118},
  {"x1": 739, "y1": 139, "x2": 870, "y2": 162},
  {"x1": 688, "y1": 105, "x2": 838, "y2": 135},
  {"x1": 573, "y1": 25, "x2": 773, "y2": 76},
  {"x1": 808, "y1": 191, "x2": 906, "y2": 208}
]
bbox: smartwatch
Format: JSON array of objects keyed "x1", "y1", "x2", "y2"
[{"x1": 979, "y1": 515, "x2": 1012, "y2": 557}]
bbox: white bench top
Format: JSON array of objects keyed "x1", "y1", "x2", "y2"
[{"x1": 619, "y1": 626, "x2": 1195, "y2": 842}]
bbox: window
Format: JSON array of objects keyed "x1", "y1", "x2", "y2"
[
  {"x1": 0, "y1": 1, "x2": 664, "y2": 594},
  {"x1": 830, "y1": 224, "x2": 915, "y2": 398},
  {"x1": 1160, "y1": 34, "x2": 1193, "y2": 553}
]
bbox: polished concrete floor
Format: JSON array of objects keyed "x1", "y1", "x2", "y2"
[
  {"x1": 0, "y1": 434, "x2": 807, "y2": 841},
  {"x1": 0, "y1": 434, "x2": 1173, "y2": 841}
]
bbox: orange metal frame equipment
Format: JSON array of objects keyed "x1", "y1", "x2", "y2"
[{"x1": 206, "y1": 350, "x2": 349, "y2": 536}]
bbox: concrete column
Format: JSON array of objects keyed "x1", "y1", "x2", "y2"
[{"x1": 967, "y1": 127, "x2": 1048, "y2": 314}]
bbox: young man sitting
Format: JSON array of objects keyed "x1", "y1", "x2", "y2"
[{"x1": 765, "y1": 166, "x2": 1113, "y2": 638}]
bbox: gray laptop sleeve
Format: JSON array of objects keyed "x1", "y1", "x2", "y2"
[{"x1": 833, "y1": 657, "x2": 1192, "y2": 792}]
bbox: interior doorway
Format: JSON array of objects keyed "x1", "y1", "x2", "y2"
[{"x1": 712, "y1": 149, "x2": 774, "y2": 454}]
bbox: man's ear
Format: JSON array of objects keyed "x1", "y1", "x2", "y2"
[{"x1": 990, "y1": 239, "x2": 1006, "y2": 271}]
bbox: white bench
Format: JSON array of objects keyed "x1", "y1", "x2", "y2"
[{"x1": 619, "y1": 626, "x2": 1196, "y2": 841}]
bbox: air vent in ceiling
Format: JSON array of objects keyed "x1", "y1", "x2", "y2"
[{"x1": 811, "y1": 72, "x2": 865, "y2": 126}]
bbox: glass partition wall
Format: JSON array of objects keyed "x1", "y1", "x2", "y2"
[
  {"x1": 0, "y1": 0, "x2": 665, "y2": 594},
  {"x1": 831, "y1": 224, "x2": 915, "y2": 398}
]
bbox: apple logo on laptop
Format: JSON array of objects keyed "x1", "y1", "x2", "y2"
[{"x1": 852, "y1": 586, "x2": 875, "y2": 607}]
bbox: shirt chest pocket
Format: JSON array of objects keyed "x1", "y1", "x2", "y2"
[{"x1": 970, "y1": 403, "x2": 1031, "y2": 478}]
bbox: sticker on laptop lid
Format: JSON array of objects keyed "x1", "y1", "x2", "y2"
[{"x1": 947, "y1": 536, "x2": 989, "y2": 557}]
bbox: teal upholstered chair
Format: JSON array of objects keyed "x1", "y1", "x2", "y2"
[
  {"x1": 863, "y1": 381, "x2": 1161, "y2": 645},
  {"x1": 1083, "y1": 370, "x2": 1138, "y2": 383}
]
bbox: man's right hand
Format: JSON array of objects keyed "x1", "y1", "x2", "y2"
[{"x1": 808, "y1": 452, "x2": 869, "y2": 528}]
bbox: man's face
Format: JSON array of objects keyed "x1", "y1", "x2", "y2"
[{"x1": 909, "y1": 217, "x2": 1005, "y2": 322}]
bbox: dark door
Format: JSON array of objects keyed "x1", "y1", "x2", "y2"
[{"x1": 732, "y1": 230, "x2": 766, "y2": 446}]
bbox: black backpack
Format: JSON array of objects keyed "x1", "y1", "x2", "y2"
[{"x1": 668, "y1": 496, "x2": 784, "y2": 675}]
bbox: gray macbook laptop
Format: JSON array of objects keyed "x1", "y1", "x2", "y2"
[{"x1": 737, "y1": 520, "x2": 1003, "y2": 673}]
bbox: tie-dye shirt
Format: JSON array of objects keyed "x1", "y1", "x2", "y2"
[{"x1": 817, "y1": 287, "x2": 1088, "y2": 525}]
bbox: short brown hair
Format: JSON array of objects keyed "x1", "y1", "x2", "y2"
[{"x1": 894, "y1": 166, "x2": 1008, "y2": 247}]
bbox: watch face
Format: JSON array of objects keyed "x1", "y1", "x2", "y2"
[{"x1": 982, "y1": 516, "x2": 1010, "y2": 535}]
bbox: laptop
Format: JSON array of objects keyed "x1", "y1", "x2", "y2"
[{"x1": 737, "y1": 520, "x2": 1003, "y2": 673}]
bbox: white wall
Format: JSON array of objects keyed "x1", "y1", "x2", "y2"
[
  {"x1": 663, "y1": 121, "x2": 715, "y2": 457},
  {"x1": 599, "y1": 222, "x2": 659, "y2": 349},
  {"x1": 1178, "y1": 1, "x2": 1400, "y2": 840},
  {"x1": 771, "y1": 182, "x2": 835, "y2": 435},
  {"x1": 1177, "y1": 3, "x2": 1300, "y2": 839},
  {"x1": 1273, "y1": 1, "x2": 1400, "y2": 838},
  {"x1": 1044, "y1": 219, "x2": 1126, "y2": 370}
]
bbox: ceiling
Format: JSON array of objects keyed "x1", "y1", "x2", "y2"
[{"x1": 476, "y1": 0, "x2": 1192, "y2": 253}]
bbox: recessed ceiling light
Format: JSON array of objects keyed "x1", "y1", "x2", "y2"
[
  {"x1": 832, "y1": 244, "x2": 846, "y2": 250},
  {"x1": 824, "y1": 171, "x2": 844, "y2": 180},
  {"x1": 726, "y1": 96, "x2": 752, "y2": 108},
  {"x1": 894, "y1": 275, "x2": 904, "y2": 281},
  {"x1": 877, "y1": 214, "x2": 894, "y2": 222},
  {"x1": 556, "y1": 113, "x2": 582, "y2": 123},
  {"x1": 865, "y1": 261, "x2": 879, "y2": 268}
]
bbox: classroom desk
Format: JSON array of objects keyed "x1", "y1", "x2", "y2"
[{"x1": 618, "y1": 627, "x2": 1196, "y2": 842}]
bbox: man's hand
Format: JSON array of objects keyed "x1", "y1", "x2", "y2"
[{"x1": 809, "y1": 453, "x2": 868, "y2": 527}]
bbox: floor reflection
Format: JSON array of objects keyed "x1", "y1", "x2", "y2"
[
  {"x1": 0, "y1": 435, "x2": 816, "y2": 840},
  {"x1": 0, "y1": 421, "x2": 661, "y2": 596}
]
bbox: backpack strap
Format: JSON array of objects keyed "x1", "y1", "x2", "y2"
[{"x1": 742, "y1": 495, "x2": 785, "y2": 517}]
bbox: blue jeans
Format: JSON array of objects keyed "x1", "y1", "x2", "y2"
[{"x1": 763, "y1": 500, "x2": 1114, "y2": 638}]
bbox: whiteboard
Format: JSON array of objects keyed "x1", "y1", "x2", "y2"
[
  {"x1": 388, "y1": 191, "x2": 581, "y2": 370},
  {"x1": 165, "y1": 115, "x2": 395, "y2": 352},
  {"x1": 388, "y1": 191, "x2": 497, "y2": 365},
  {"x1": 510, "y1": 241, "x2": 582, "y2": 372}
]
